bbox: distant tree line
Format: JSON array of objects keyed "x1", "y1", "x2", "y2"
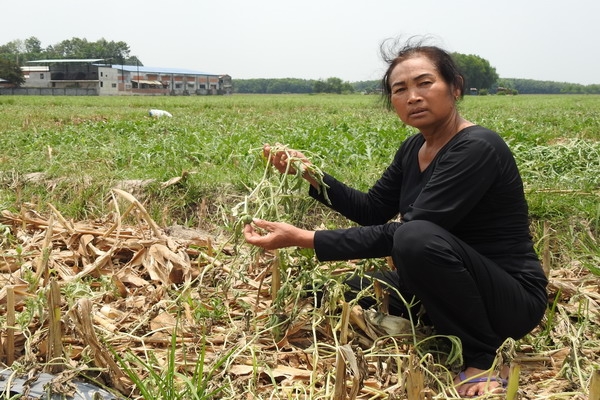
[
  {"x1": 495, "y1": 78, "x2": 600, "y2": 95},
  {"x1": 234, "y1": 77, "x2": 354, "y2": 94},
  {"x1": 233, "y1": 78, "x2": 315, "y2": 94},
  {"x1": 1, "y1": 37, "x2": 598, "y2": 94},
  {"x1": 0, "y1": 36, "x2": 140, "y2": 66},
  {"x1": 234, "y1": 77, "x2": 600, "y2": 95}
]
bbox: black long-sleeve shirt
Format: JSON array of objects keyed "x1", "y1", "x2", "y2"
[{"x1": 309, "y1": 125, "x2": 547, "y2": 288}]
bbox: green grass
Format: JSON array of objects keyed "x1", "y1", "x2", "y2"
[
  {"x1": 1, "y1": 94, "x2": 599, "y2": 223},
  {"x1": 1, "y1": 94, "x2": 599, "y2": 399}
]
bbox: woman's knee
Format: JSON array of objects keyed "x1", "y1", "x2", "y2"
[
  {"x1": 391, "y1": 220, "x2": 456, "y2": 275},
  {"x1": 392, "y1": 220, "x2": 440, "y2": 259}
]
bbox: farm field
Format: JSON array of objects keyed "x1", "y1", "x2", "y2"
[{"x1": 0, "y1": 94, "x2": 599, "y2": 399}]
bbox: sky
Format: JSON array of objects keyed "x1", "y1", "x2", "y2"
[{"x1": 2, "y1": 0, "x2": 599, "y2": 85}]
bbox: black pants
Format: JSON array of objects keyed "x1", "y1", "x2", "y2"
[{"x1": 345, "y1": 220, "x2": 547, "y2": 370}]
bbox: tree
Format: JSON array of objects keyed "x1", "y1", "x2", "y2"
[
  {"x1": 452, "y1": 53, "x2": 498, "y2": 91},
  {"x1": 125, "y1": 55, "x2": 143, "y2": 66},
  {"x1": 313, "y1": 77, "x2": 354, "y2": 94},
  {"x1": 353, "y1": 80, "x2": 381, "y2": 93},
  {"x1": 326, "y1": 77, "x2": 343, "y2": 93},
  {"x1": 0, "y1": 58, "x2": 25, "y2": 86},
  {"x1": 24, "y1": 37, "x2": 43, "y2": 54},
  {"x1": 33, "y1": 37, "x2": 132, "y2": 64},
  {"x1": 22, "y1": 36, "x2": 44, "y2": 63},
  {"x1": 0, "y1": 40, "x2": 24, "y2": 64},
  {"x1": 91, "y1": 38, "x2": 132, "y2": 63}
]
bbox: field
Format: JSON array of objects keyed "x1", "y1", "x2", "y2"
[{"x1": 0, "y1": 94, "x2": 599, "y2": 399}]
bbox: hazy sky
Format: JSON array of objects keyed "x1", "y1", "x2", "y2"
[{"x1": 2, "y1": 0, "x2": 599, "y2": 85}]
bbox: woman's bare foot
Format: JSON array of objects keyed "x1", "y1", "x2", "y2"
[{"x1": 454, "y1": 366, "x2": 509, "y2": 397}]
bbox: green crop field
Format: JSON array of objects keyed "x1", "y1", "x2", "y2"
[{"x1": 0, "y1": 94, "x2": 598, "y2": 399}]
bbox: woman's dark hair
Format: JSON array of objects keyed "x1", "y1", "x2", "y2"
[{"x1": 380, "y1": 36, "x2": 465, "y2": 110}]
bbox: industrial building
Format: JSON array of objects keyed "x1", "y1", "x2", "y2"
[{"x1": 11, "y1": 59, "x2": 232, "y2": 96}]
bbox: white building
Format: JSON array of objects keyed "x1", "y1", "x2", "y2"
[{"x1": 17, "y1": 59, "x2": 232, "y2": 96}]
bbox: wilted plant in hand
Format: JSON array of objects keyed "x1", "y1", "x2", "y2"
[{"x1": 231, "y1": 144, "x2": 329, "y2": 229}]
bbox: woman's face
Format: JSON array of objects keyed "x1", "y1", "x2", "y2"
[{"x1": 389, "y1": 55, "x2": 460, "y2": 132}]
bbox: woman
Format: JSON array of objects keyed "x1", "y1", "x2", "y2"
[{"x1": 243, "y1": 39, "x2": 548, "y2": 397}]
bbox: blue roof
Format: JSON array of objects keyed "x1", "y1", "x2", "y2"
[{"x1": 110, "y1": 64, "x2": 218, "y2": 76}]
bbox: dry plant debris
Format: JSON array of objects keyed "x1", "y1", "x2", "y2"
[{"x1": 0, "y1": 189, "x2": 598, "y2": 399}]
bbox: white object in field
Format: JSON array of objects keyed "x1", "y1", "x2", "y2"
[{"x1": 149, "y1": 109, "x2": 172, "y2": 118}]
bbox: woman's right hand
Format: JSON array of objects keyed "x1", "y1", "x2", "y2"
[
  {"x1": 263, "y1": 143, "x2": 320, "y2": 188},
  {"x1": 263, "y1": 143, "x2": 311, "y2": 175}
]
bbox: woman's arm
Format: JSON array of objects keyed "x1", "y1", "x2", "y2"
[
  {"x1": 309, "y1": 145, "x2": 408, "y2": 226},
  {"x1": 243, "y1": 218, "x2": 401, "y2": 262}
]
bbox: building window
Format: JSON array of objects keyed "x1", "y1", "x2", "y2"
[
  {"x1": 100, "y1": 81, "x2": 104, "y2": 87},
  {"x1": 40, "y1": 73, "x2": 44, "y2": 79},
  {"x1": 112, "y1": 83, "x2": 117, "y2": 88}
]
